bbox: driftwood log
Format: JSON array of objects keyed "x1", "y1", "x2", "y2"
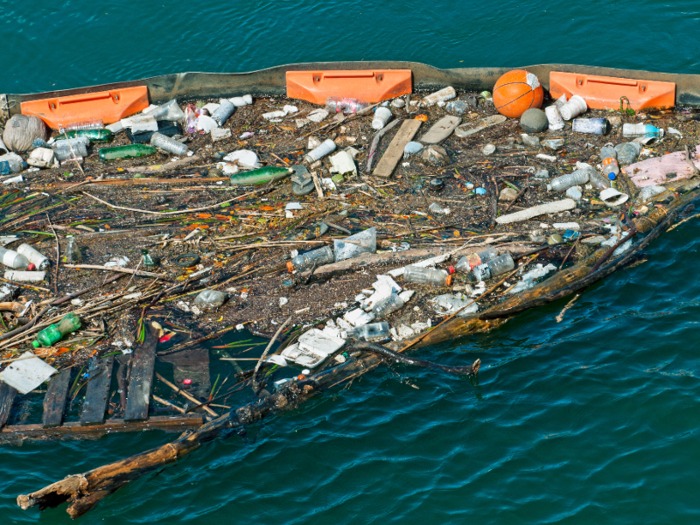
[{"x1": 17, "y1": 182, "x2": 700, "y2": 519}]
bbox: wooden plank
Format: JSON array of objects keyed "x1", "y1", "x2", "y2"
[
  {"x1": 373, "y1": 119, "x2": 422, "y2": 178},
  {"x1": 124, "y1": 327, "x2": 157, "y2": 422},
  {"x1": 42, "y1": 368, "x2": 71, "y2": 428},
  {"x1": 80, "y1": 355, "x2": 114, "y2": 426},
  {"x1": 0, "y1": 382, "x2": 18, "y2": 429},
  {"x1": 2, "y1": 415, "x2": 203, "y2": 441}
]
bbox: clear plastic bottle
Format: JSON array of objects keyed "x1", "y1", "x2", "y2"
[
  {"x1": 304, "y1": 139, "x2": 336, "y2": 163},
  {"x1": 17, "y1": 244, "x2": 49, "y2": 270},
  {"x1": 32, "y1": 313, "x2": 81, "y2": 348},
  {"x1": 0, "y1": 153, "x2": 27, "y2": 175},
  {"x1": 0, "y1": 247, "x2": 29, "y2": 269},
  {"x1": 622, "y1": 123, "x2": 663, "y2": 138},
  {"x1": 53, "y1": 137, "x2": 90, "y2": 150},
  {"x1": 211, "y1": 99, "x2": 236, "y2": 126},
  {"x1": 141, "y1": 249, "x2": 158, "y2": 269},
  {"x1": 615, "y1": 142, "x2": 642, "y2": 165},
  {"x1": 53, "y1": 143, "x2": 88, "y2": 161},
  {"x1": 150, "y1": 132, "x2": 189, "y2": 156},
  {"x1": 287, "y1": 246, "x2": 334, "y2": 272},
  {"x1": 404, "y1": 266, "x2": 452, "y2": 286},
  {"x1": 325, "y1": 97, "x2": 370, "y2": 114},
  {"x1": 572, "y1": 118, "x2": 610, "y2": 135},
  {"x1": 546, "y1": 168, "x2": 591, "y2": 192},
  {"x1": 600, "y1": 144, "x2": 620, "y2": 180},
  {"x1": 455, "y1": 248, "x2": 498, "y2": 273},
  {"x1": 147, "y1": 99, "x2": 186, "y2": 122},
  {"x1": 63, "y1": 235, "x2": 82, "y2": 263},
  {"x1": 345, "y1": 321, "x2": 391, "y2": 341},
  {"x1": 372, "y1": 293, "x2": 405, "y2": 318},
  {"x1": 421, "y1": 87, "x2": 457, "y2": 107},
  {"x1": 59, "y1": 119, "x2": 104, "y2": 132},
  {"x1": 470, "y1": 253, "x2": 514, "y2": 282}
]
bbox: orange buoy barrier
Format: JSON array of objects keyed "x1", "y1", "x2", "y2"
[
  {"x1": 21, "y1": 86, "x2": 149, "y2": 129},
  {"x1": 286, "y1": 69, "x2": 412, "y2": 104},
  {"x1": 549, "y1": 72, "x2": 676, "y2": 111}
]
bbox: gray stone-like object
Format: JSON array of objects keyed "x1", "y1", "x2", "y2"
[{"x1": 520, "y1": 108, "x2": 549, "y2": 133}]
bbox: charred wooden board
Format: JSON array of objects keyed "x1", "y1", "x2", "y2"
[
  {"x1": 42, "y1": 368, "x2": 71, "y2": 428},
  {"x1": 80, "y1": 356, "x2": 114, "y2": 426},
  {"x1": 0, "y1": 382, "x2": 17, "y2": 429},
  {"x1": 124, "y1": 328, "x2": 157, "y2": 422}
]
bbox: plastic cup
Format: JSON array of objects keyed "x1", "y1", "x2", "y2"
[
  {"x1": 545, "y1": 105, "x2": 565, "y2": 131},
  {"x1": 559, "y1": 95, "x2": 587, "y2": 120}
]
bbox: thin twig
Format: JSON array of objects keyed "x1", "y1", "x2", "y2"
[
  {"x1": 46, "y1": 214, "x2": 59, "y2": 294},
  {"x1": 251, "y1": 316, "x2": 292, "y2": 393},
  {"x1": 82, "y1": 191, "x2": 256, "y2": 216}
]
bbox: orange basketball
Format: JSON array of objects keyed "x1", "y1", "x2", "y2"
[{"x1": 493, "y1": 69, "x2": 544, "y2": 118}]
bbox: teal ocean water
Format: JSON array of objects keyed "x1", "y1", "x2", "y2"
[{"x1": 3, "y1": 1, "x2": 700, "y2": 523}]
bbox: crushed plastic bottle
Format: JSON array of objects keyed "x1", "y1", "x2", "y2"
[
  {"x1": 372, "y1": 293, "x2": 405, "y2": 318},
  {"x1": 63, "y1": 235, "x2": 82, "y2": 264},
  {"x1": 59, "y1": 119, "x2": 103, "y2": 132},
  {"x1": 404, "y1": 266, "x2": 452, "y2": 286},
  {"x1": 454, "y1": 247, "x2": 498, "y2": 272},
  {"x1": 0, "y1": 247, "x2": 29, "y2": 269},
  {"x1": 615, "y1": 142, "x2": 642, "y2": 165},
  {"x1": 287, "y1": 246, "x2": 334, "y2": 272},
  {"x1": 547, "y1": 168, "x2": 591, "y2": 192},
  {"x1": 344, "y1": 321, "x2": 391, "y2": 341},
  {"x1": 334, "y1": 227, "x2": 377, "y2": 262},
  {"x1": 32, "y1": 313, "x2": 81, "y2": 348},
  {"x1": 193, "y1": 290, "x2": 227, "y2": 310},
  {"x1": 325, "y1": 97, "x2": 369, "y2": 114},
  {"x1": 146, "y1": 99, "x2": 186, "y2": 122},
  {"x1": 470, "y1": 253, "x2": 515, "y2": 282},
  {"x1": 150, "y1": 132, "x2": 189, "y2": 156}
]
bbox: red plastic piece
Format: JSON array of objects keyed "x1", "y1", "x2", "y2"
[
  {"x1": 20, "y1": 86, "x2": 149, "y2": 129},
  {"x1": 549, "y1": 72, "x2": 675, "y2": 111},
  {"x1": 286, "y1": 70, "x2": 412, "y2": 104}
]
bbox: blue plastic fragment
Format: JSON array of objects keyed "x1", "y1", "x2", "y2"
[{"x1": 475, "y1": 187, "x2": 487, "y2": 195}]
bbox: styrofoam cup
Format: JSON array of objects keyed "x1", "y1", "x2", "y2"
[
  {"x1": 545, "y1": 105, "x2": 565, "y2": 131},
  {"x1": 559, "y1": 95, "x2": 587, "y2": 121}
]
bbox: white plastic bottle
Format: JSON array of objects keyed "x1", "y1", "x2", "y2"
[
  {"x1": 150, "y1": 133, "x2": 189, "y2": 156},
  {"x1": 622, "y1": 123, "x2": 663, "y2": 138},
  {"x1": 0, "y1": 247, "x2": 29, "y2": 269},
  {"x1": 17, "y1": 244, "x2": 49, "y2": 270}
]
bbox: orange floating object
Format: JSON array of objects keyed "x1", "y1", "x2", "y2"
[
  {"x1": 549, "y1": 72, "x2": 676, "y2": 111},
  {"x1": 20, "y1": 86, "x2": 149, "y2": 129},
  {"x1": 286, "y1": 69, "x2": 412, "y2": 104},
  {"x1": 493, "y1": 69, "x2": 544, "y2": 118}
]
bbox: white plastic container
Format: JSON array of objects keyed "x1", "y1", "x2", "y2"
[
  {"x1": 421, "y1": 87, "x2": 456, "y2": 107},
  {"x1": 17, "y1": 244, "x2": 49, "y2": 270},
  {"x1": 4, "y1": 270, "x2": 46, "y2": 282},
  {"x1": 150, "y1": 132, "x2": 189, "y2": 156},
  {"x1": 0, "y1": 247, "x2": 29, "y2": 269},
  {"x1": 304, "y1": 139, "x2": 336, "y2": 163},
  {"x1": 545, "y1": 105, "x2": 565, "y2": 131},
  {"x1": 372, "y1": 107, "x2": 392, "y2": 130},
  {"x1": 559, "y1": 95, "x2": 588, "y2": 120}
]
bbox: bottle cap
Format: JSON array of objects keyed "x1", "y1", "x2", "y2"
[
  {"x1": 183, "y1": 378, "x2": 192, "y2": 385},
  {"x1": 607, "y1": 173, "x2": 616, "y2": 181},
  {"x1": 447, "y1": 266, "x2": 455, "y2": 274},
  {"x1": 27, "y1": 263, "x2": 36, "y2": 271},
  {"x1": 286, "y1": 261, "x2": 294, "y2": 272},
  {"x1": 445, "y1": 275, "x2": 452, "y2": 286},
  {"x1": 32, "y1": 340, "x2": 40, "y2": 348}
]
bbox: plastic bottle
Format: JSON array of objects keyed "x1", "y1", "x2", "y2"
[
  {"x1": 572, "y1": 118, "x2": 610, "y2": 135},
  {"x1": 454, "y1": 247, "x2": 498, "y2": 272},
  {"x1": 345, "y1": 321, "x2": 391, "y2": 341},
  {"x1": 146, "y1": 99, "x2": 185, "y2": 122},
  {"x1": 141, "y1": 249, "x2": 158, "y2": 269},
  {"x1": 372, "y1": 293, "x2": 405, "y2": 318},
  {"x1": 17, "y1": 244, "x2": 49, "y2": 270},
  {"x1": 304, "y1": 139, "x2": 337, "y2": 163},
  {"x1": 546, "y1": 168, "x2": 590, "y2": 192},
  {"x1": 372, "y1": 107, "x2": 392, "y2": 130},
  {"x1": 63, "y1": 235, "x2": 82, "y2": 263},
  {"x1": 55, "y1": 129, "x2": 113, "y2": 142},
  {"x1": 559, "y1": 95, "x2": 587, "y2": 120},
  {"x1": 99, "y1": 144, "x2": 156, "y2": 161},
  {"x1": 587, "y1": 169, "x2": 611, "y2": 190},
  {"x1": 0, "y1": 153, "x2": 27, "y2": 175},
  {"x1": 211, "y1": 99, "x2": 236, "y2": 126},
  {"x1": 470, "y1": 253, "x2": 515, "y2": 282},
  {"x1": 53, "y1": 143, "x2": 88, "y2": 161},
  {"x1": 615, "y1": 142, "x2": 642, "y2": 165},
  {"x1": 287, "y1": 246, "x2": 334, "y2": 272},
  {"x1": 193, "y1": 290, "x2": 227, "y2": 310},
  {"x1": 0, "y1": 247, "x2": 29, "y2": 269},
  {"x1": 404, "y1": 266, "x2": 452, "y2": 286},
  {"x1": 59, "y1": 119, "x2": 104, "y2": 132},
  {"x1": 600, "y1": 144, "x2": 620, "y2": 180},
  {"x1": 334, "y1": 227, "x2": 376, "y2": 262},
  {"x1": 150, "y1": 132, "x2": 189, "y2": 156},
  {"x1": 622, "y1": 123, "x2": 663, "y2": 138},
  {"x1": 421, "y1": 87, "x2": 457, "y2": 107},
  {"x1": 325, "y1": 97, "x2": 369, "y2": 114},
  {"x1": 53, "y1": 137, "x2": 90, "y2": 150},
  {"x1": 32, "y1": 313, "x2": 81, "y2": 348}
]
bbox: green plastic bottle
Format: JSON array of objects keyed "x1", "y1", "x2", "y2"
[
  {"x1": 141, "y1": 249, "x2": 158, "y2": 269},
  {"x1": 229, "y1": 166, "x2": 293, "y2": 186},
  {"x1": 32, "y1": 313, "x2": 81, "y2": 348},
  {"x1": 55, "y1": 129, "x2": 113, "y2": 142},
  {"x1": 99, "y1": 144, "x2": 156, "y2": 161}
]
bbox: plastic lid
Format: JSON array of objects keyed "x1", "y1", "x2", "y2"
[
  {"x1": 286, "y1": 261, "x2": 294, "y2": 272},
  {"x1": 31, "y1": 340, "x2": 40, "y2": 348}
]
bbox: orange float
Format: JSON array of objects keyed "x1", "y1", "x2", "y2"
[
  {"x1": 286, "y1": 69, "x2": 412, "y2": 104},
  {"x1": 492, "y1": 69, "x2": 544, "y2": 118}
]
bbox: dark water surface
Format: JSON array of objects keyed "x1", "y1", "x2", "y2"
[{"x1": 2, "y1": 1, "x2": 700, "y2": 523}]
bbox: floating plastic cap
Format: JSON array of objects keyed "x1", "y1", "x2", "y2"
[
  {"x1": 607, "y1": 173, "x2": 616, "y2": 181},
  {"x1": 446, "y1": 275, "x2": 453, "y2": 286},
  {"x1": 286, "y1": 261, "x2": 294, "y2": 272},
  {"x1": 32, "y1": 340, "x2": 40, "y2": 348}
]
